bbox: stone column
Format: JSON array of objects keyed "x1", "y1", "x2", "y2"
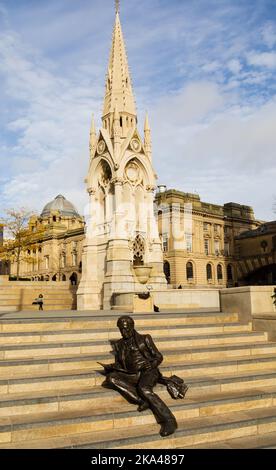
[
  {"x1": 145, "y1": 186, "x2": 167, "y2": 289},
  {"x1": 77, "y1": 187, "x2": 101, "y2": 310},
  {"x1": 103, "y1": 178, "x2": 137, "y2": 309}
]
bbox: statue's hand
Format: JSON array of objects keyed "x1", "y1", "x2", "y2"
[{"x1": 142, "y1": 362, "x2": 155, "y2": 372}]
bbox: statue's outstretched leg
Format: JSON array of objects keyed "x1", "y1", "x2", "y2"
[{"x1": 137, "y1": 369, "x2": 177, "y2": 437}]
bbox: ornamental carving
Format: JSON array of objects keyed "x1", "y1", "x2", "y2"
[
  {"x1": 97, "y1": 140, "x2": 106, "y2": 155},
  {"x1": 124, "y1": 161, "x2": 142, "y2": 185},
  {"x1": 130, "y1": 138, "x2": 141, "y2": 153}
]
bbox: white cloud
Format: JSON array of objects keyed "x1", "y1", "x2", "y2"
[
  {"x1": 0, "y1": 29, "x2": 102, "y2": 215},
  {"x1": 153, "y1": 82, "x2": 225, "y2": 127},
  {"x1": 227, "y1": 59, "x2": 242, "y2": 74},
  {"x1": 261, "y1": 21, "x2": 276, "y2": 49},
  {"x1": 247, "y1": 51, "x2": 276, "y2": 69},
  {"x1": 151, "y1": 84, "x2": 276, "y2": 221}
]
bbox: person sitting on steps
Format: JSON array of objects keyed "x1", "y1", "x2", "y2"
[
  {"x1": 32, "y1": 294, "x2": 44, "y2": 311},
  {"x1": 100, "y1": 316, "x2": 183, "y2": 437}
]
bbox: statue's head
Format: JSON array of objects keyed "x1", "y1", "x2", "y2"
[{"x1": 117, "y1": 316, "x2": 135, "y2": 339}]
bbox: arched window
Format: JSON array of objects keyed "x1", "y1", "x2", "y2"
[
  {"x1": 70, "y1": 272, "x2": 78, "y2": 286},
  {"x1": 52, "y1": 274, "x2": 57, "y2": 281},
  {"x1": 207, "y1": 263, "x2": 212, "y2": 281},
  {"x1": 217, "y1": 264, "x2": 223, "y2": 281},
  {"x1": 186, "y1": 262, "x2": 194, "y2": 280},
  {"x1": 164, "y1": 261, "x2": 171, "y2": 284},
  {"x1": 62, "y1": 274, "x2": 66, "y2": 281},
  {"x1": 133, "y1": 235, "x2": 145, "y2": 266},
  {"x1": 227, "y1": 264, "x2": 233, "y2": 281}
]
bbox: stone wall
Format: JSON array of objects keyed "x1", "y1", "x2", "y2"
[
  {"x1": 220, "y1": 286, "x2": 276, "y2": 323},
  {"x1": 113, "y1": 288, "x2": 220, "y2": 311}
]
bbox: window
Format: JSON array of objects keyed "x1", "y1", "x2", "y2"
[
  {"x1": 214, "y1": 240, "x2": 220, "y2": 256},
  {"x1": 227, "y1": 264, "x2": 233, "y2": 281},
  {"x1": 162, "y1": 235, "x2": 168, "y2": 252},
  {"x1": 224, "y1": 242, "x2": 230, "y2": 256},
  {"x1": 204, "y1": 239, "x2": 209, "y2": 255},
  {"x1": 186, "y1": 234, "x2": 192, "y2": 253},
  {"x1": 217, "y1": 264, "x2": 223, "y2": 280},
  {"x1": 72, "y1": 252, "x2": 77, "y2": 266},
  {"x1": 133, "y1": 235, "x2": 145, "y2": 266},
  {"x1": 186, "y1": 262, "x2": 194, "y2": 280},
  {"x1": 207, "y1": 263, "x2": 212, "y2": 281},
  {"x1": 163, "y1": 261, "x2": 170, "y2": 284},
  {"x1": 204, "y1": 222, "x2": 209, "y2": 231}
]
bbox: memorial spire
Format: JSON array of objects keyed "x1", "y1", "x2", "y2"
[{"x1": 102, "y1": 2, "x2": 137, "y2": 133}]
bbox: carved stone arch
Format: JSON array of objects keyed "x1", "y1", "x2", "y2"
[
  {"x1": 92, "y1": 159, "x2": 114, "y2": 226},
  {"x1": 88, "y1": 154, "x2": 115, "y2": 188},
  {"x1": 96, "y1": 159, "x2": 113, "y2": 190},
  {"x1": 119, "y1": 153, "x2": 155, "y2": 187}
]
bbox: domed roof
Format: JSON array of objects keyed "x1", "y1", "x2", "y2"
[{"x1": 41, "y1": 195, "x2": 80, "y2": 218}]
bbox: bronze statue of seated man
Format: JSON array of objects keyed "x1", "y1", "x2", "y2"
[{"x1": 100, "y1": 315, "x2": 188, "y2": 437}]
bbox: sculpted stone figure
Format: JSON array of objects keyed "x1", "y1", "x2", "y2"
[{"x1": 100, "y1": 315, "x2": 188, "y2": 437}]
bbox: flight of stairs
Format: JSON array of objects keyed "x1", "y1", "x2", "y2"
[
  {"x1": 0, "y1": 283, "x2": 77, "y2": 312},
  {"x1": 1, "y1": 310, "x2": 276, "y2": 448}
]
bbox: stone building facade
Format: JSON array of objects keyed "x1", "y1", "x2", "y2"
[
  {"x1": 6, "y1": 188, "x2": 268, "y2": 290},
  {"x1": 8, "y1": 195, "x2": 85, "y2": 284},
  {"x1": 155, "y1": 189, "x2": 261, "y2": 288}
]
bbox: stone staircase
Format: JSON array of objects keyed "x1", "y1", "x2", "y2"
[
  {"x1": 1, "y1": 310, "x2": 276, "y2": 448},
  {"x1": 0, "y1": 282, "x2": 77, "y2": 311}
]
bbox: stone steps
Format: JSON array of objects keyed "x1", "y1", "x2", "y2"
[
  {"x1": 2, "y1": 341, "x2": 276, "y2": 376},
  {"x1": 184, "y1": 430, "x2": 276, "y2": 449},
  {"x1": 0, "y1": 286, "x2": 76, "y2": 311},
  {"x1": 3, "y1": 346, "x2": 276, "y2": 380},
  {"x1": 5, "y1": 363, "x2": 276, "y2": 395},
  {"x1": 0, "y1": 331, "x2": 268, "y2": 358},
  {"x1": 0, "y1": 322, "x2": 253, "y2": 345},
  {"x1": 0, "y1": 310, "x2": 276, "y2": 448},
  {"x1": 4, "y1": 369, "x2": 276, "y2": 418},
  {"x1": 0, "y1": 312, "x2": 239, "y2": 333},
  {"x1": 1, "y1": 401, "x2": 276, "y2": 448}
]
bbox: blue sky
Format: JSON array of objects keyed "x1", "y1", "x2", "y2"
[{"x1": 0, "y1": 0, "x2": 276, "y2": 221}]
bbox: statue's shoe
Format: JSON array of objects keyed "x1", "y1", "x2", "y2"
[{"x1": 159, "y1": 419, "x2": 177, "y2": 437}]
